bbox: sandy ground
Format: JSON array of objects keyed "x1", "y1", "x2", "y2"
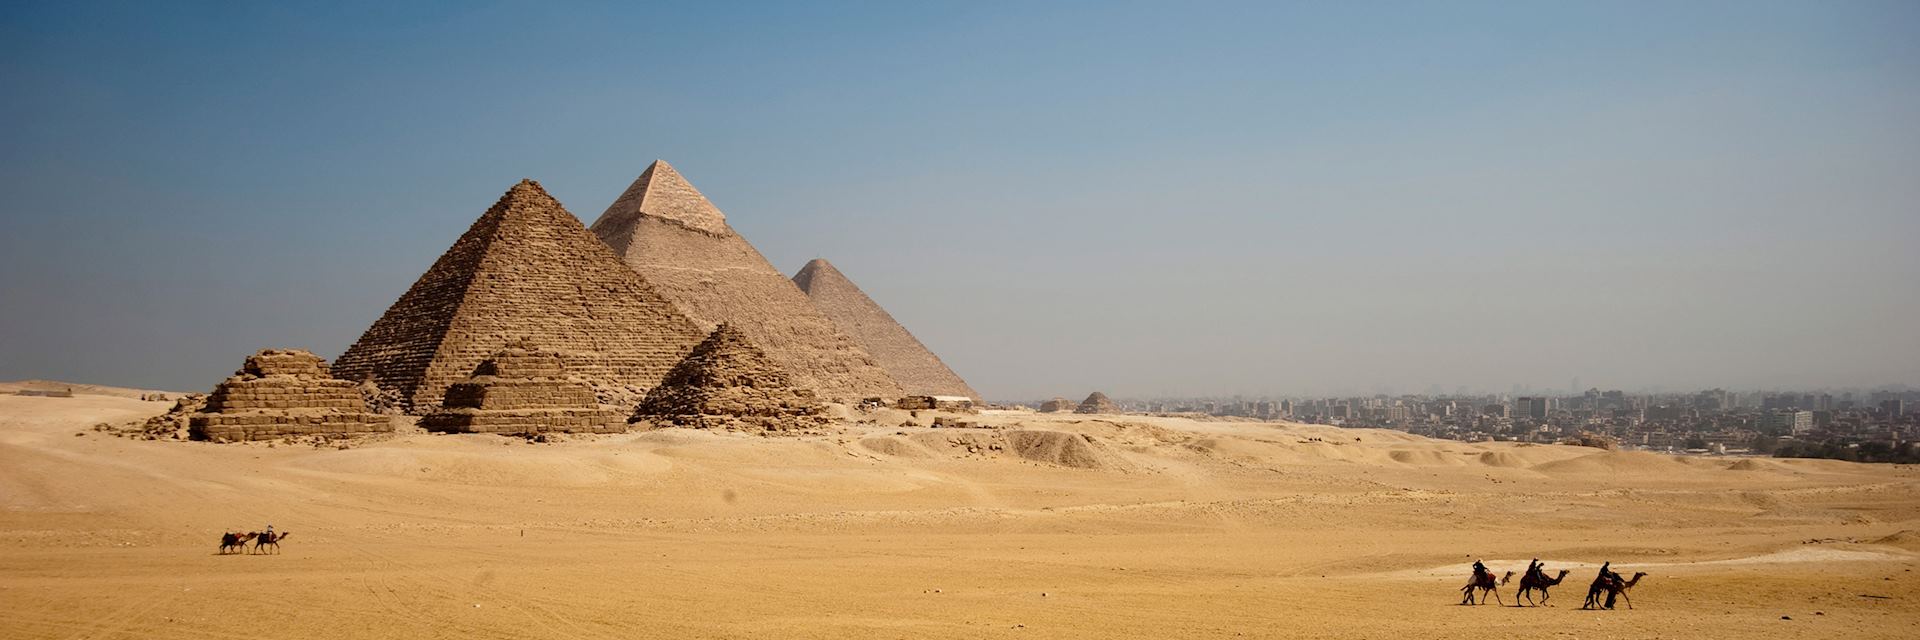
[{"x1": 2, "y1": 392, "x2": 1917, "y2": 639}]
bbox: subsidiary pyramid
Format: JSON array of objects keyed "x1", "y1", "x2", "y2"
[
  {"x1": 589, "y1": 161, "x2": 902, "y2": 401},
  {"x1": 791, "y1": 258, "x2": 978, "y2": 400},
  {"x1": 633, "y1": 324, "x2": 828, "y2": 431},
  {"x1": 1076, "y1": 392, "x2": 1117, "y2": 414},
  {"x1": 334, "y1": 180, "x2": 705, "y2": 411}
]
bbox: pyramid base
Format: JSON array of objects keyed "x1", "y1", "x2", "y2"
[
  {"x1": 421, "y1": 407, "x2": 626, "y2": 435},
  {"x1": 189, "y1": 410, "x2": 393, "y2": 442},
  {"x1": 635, "y1": 413, "x2": 832, "y2": 433}
]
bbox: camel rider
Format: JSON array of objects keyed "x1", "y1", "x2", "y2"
[
  {"x1": 265, "y1": 524, "x2": 274, "y2": 540},
  {"x1": 1602, "y1": 563, "x2": 1623, "y2": 609},
  {"x1": 1526, "y1": 558, "x2": 1542, "y2": 582},
  {"x1": 1471, "y1": 560, "x2": 1489, "y2": 582}
]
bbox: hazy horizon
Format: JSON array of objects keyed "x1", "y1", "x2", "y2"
[{"x1": 3, "y1": 1, "x2": 1917, "y2": 399}]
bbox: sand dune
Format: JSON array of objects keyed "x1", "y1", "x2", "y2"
[{"x1": 3, "y1": 395, "x2": 1917, "y2": 639}]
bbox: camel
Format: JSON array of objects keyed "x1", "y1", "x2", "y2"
[
  {"x1": 218, "y1": 532, "x2": 256, "y2": 554},
  {"x1": 1517, "y1": 569, "x2": 1571, "y2": 606},
  {"x1": 252, "y1": 530, "x2": 289, "y2": 554},
  {"x1": 1583, "y1": 571, "x2": 1647, "y2": 610},
  {"x1": 1459, "y1": 570, "x2": 1513, "y2": 605}
]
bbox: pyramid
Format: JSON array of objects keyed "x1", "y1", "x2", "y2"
[
  {"x1": 1039, "y1": 397, "x2": 1076, "y2": 413},
  {"x1": 791, "y1": 258, "x2": 979, "y2": 400},
  {"x1": 333, "y1": 180, "x2": 706, "y2": 411},
  {"x1": 1076, "y1": 392, "x2": 1117, "y2": 414},
  {"x1": 589, "y1": 160, "x2": 902, "y2": 401},
  {"x1": 420, "y1": 346, "x2": 625, "y2": 435},
  {"x1": 632, "y1": 324, "x2": 828, "y2": 431},
  {"x1": 189, "y1": 349, "x2": 391, "y2": 441}
]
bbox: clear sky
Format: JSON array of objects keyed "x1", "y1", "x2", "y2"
[{"x1": 2, "y1": 1, "x2": 1916, "y2": 399}]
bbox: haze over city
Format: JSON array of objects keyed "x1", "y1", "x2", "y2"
[{"x1": 3, "y1": 1, "x2": 1916, "y2": 399}]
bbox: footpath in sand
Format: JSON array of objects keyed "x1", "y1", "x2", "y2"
[{"x1": 2, "y1": 391, "x2": 1917, "y2": 639}]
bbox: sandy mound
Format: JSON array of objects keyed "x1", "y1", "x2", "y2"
[
  {"x1": 1003, "y1": 430, "x2": 1118, "y2": 469},
  {"x1": 1726, "y1": 458, "x2": 1787, "y2": 472},
  {"x1": 1531, "y1": 450, "x2": 1690, "y2": 474},
  {"x1": 859, "y1": 435, "x2": 933, "y2": 458},
  {"x1": 1476, "y1": 451, "x2": 1527, "y2": 468},
  {"x1": 1870, "y1": 530, "x2": 1920, "y2": 551},
  {"x1": 1388, "y1": 449, "x2": 1465, "y2": 466}
]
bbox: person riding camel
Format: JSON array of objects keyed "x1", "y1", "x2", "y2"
[
  {"x1": 1471, "y1": 559, "x2": 1490, "y2": 583},
  {"x1": 1601, "y1": 563, "x2": 1623, "y2": 609}
]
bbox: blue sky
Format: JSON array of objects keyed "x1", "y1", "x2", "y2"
[{"x1": 3, "y1": 1, "x2": 1916, "y2": 398}]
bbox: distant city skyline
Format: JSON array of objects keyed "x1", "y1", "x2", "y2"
[{"x1": 3, "y1": 2, "x2": 1916, "y2": 397}]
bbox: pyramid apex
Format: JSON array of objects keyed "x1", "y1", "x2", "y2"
[{"x1": 594, "y1": 160, "x2": 729, "y2": 236}]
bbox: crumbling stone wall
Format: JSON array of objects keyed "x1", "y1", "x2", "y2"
[
  {"x1": 792, "y1": 258, "x2": 979, "y2": 400},
  {"x1": 420, "y1": 347, "x2": 623, "y2": 435},
  {"x1": 333, "y1": 180, "x2": 705, "y2": 412},
  {"x1": 589, "y1": 161, "x2": 903, "y2": 402},
  {"x1": 1039, "y1": 397, "x2": 1076, "y2": 413},
  {"x1": 189, "y1": 349, "x2": 391, "y2": 441},
  {"x1": 633, "y1": 324, "x2": 829, "y2": 432}
]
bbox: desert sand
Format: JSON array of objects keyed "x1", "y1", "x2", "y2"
[{"x1": 3, "y1": 391, "x2": 1916, "y2": 639}]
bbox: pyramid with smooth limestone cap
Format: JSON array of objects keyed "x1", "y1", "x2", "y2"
[
  {"x1": 334, "y1": 179, "x2": 706, "y2": 411},
  {"x1": 589, "y1": 160, "x2": 903, "y2": 401}
]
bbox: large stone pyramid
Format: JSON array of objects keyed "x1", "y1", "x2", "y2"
[
  {"x1": 632, "y1": 324, "x2": 828, "y2": 431},
  {"x1": 334, "y1": 180, "x2": 705, "y2": 411},
  {"x1": 791, "y1": 258, "x2": 978, "y2": 400},
  {"x1": 589, "y1": 160, "x2": 902, "y2": 401}
]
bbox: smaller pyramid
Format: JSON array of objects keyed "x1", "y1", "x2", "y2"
[
  {"x1": 792, "y1": 259, "x2": 979, "y2": 400},
  {"x1": 1039, "y1": 397, "x2": 1076, "y2": 413},
  {"x1": 632, "y1": 324, "x2": 828, "y2": 432},
  {"x1": 1075, "y1": 392, "x2": 1117, "y2": 415},
  {"x1": 189, "y1": 349, "x2": 391, "y2": 441},
  {"x1": 420, "y1": 346, "x2": 624, "y2": 436}
]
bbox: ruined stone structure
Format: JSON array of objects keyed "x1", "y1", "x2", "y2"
[
  {"x1": 1075, "y1": 392, "x2": 1117, "y2": 414},
  {"x1": 632, "y1": 324, "x2": 828, "y2": 431},
  {"x1": 791, "y1": 258, "x2": 979, "y2": 400},
  {"x1": 1039, "y1": 397, "x2": 1076, "y2": 413},
  {"x1": 589, "y1": 161, "x2": 902, "y2": 402},
  {"x1": 189, "y1": 349, "x2": 391, "y2": 441},
  {"x1": 420, "y1": 346, "x2": 624, "y2": 435},
  {"x1": 334, "y1": 180, "x2": 705, "y2": 411}
]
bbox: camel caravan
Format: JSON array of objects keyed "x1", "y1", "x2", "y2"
[
  {"x1": 217, "y1": 529, "x2": 289, "y2": 555},
  {"x1": 1459, "y1": 559, "x2": 1646, "y2": 609}
]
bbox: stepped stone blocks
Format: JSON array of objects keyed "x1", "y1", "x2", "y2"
[
  {"x1": 1039, "y1": 397, "x2": 1076, "y2": 413},
  {"x1": 1076, "y1": 392, "x2": 1117, "y2": 414},
  {"x1": 333, "y1": 179, "x2": 705, "y2": 412},
  {"x1": 791, "y1": 258, "x2": 979, "y2": 400},
  {"x1": 589, "y1": 161, "x2": 903, "y2": 402},
  {"x1": 189, "y1": 349, "x2": 391, "y2": 441},
  {"x1": 420, "y1": 347, "x2": 624, "y2": 435},
  {"x1": 632, "y1": 324, "x2": 829, "y2": 432}
]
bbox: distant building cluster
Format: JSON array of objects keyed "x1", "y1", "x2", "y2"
[{"x1": 1018, "y1": 387, "x2": 1920, "y2": 463}]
